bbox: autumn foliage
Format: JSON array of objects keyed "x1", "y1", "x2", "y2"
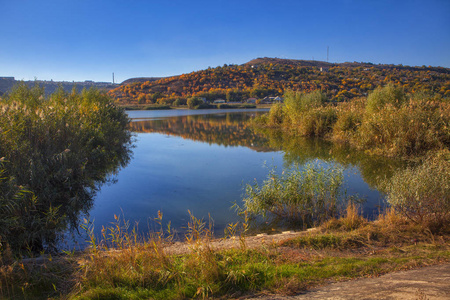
[{"x1": 108, "y1": 58, "x2": 450, "y2": 106}]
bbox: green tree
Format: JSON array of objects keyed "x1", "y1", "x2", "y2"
[{"x1": 187, "y1": 96, "x2": 204, "y2": 109}]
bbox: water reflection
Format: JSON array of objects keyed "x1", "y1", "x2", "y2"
[
  {"x1": 87, "y1": 110, "x2": 407, "y2": 243},
  {"x1": 130, "y1": 112, "x2": 270, "y2": 150},
  {"x1": 130, "y1": 112, "x2": 406, "y2": 192},
  {"x1": 256, "y1": 128, "x2": 407, "y2": 191}
]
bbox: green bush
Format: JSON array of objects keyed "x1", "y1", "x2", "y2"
[
  {"x1": 242, "y1": 164, "x2": 346, "y2": 228},
  {"x1": 383, "y1": 151, "x2": 450, "y2": 231},
  {"x1": 365, "y1": 83, "x2": 407, "y2": 114},
  {"x1": 173, "y1": 98, "x2": 187, "y2": 106},
  {"x1": 267, "y1": 103, "x2": 284, "y2": 126},
  {"x1": 0, "y1": 83, "x2": 132, "y2": 254},
  {"x1": 283, "y1": 90, "x2": 327, "y2": 126},
  {"x1": 187, "y1": 96, "x2": 204, "y2": 109}
]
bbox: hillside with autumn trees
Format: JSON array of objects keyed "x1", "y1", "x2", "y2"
[{"x1": 108, "y1": 57, "x2": 450, "y2": 105}]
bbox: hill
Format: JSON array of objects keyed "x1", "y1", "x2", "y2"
[
  {"x1": 121, "y1": 77, "x2": 167, "y2": 85},
  {"x1": 108, "y1": 57, "x2": 450, "y2": 105}
]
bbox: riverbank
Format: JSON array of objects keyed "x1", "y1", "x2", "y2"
[
  {"x1": 2, "y1": 209, "x2": 448, "y2": 299},
  {"x1": 120, "y1": 103, "x2": 270, "y2": 110}
]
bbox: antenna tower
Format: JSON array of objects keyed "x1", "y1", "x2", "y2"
[{"x1": 113, "y1": 72, "x2": 115, "y2": 84}]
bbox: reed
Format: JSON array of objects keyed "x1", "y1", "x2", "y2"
[{"x1": 242, "y1": 163, "x2": 348, "y2": 229}]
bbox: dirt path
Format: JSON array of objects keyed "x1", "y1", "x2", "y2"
[{"x1": 252, "y1": 263, "x2": 450, "y2": 300}]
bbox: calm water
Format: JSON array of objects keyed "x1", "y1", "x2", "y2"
[{"x1": 84, "y1": 109, "x2": 404, "y2": 240}]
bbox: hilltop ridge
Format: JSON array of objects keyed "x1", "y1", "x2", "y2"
[{"x1": 0, "y1": 77, "x2": 117, "y2": 96}]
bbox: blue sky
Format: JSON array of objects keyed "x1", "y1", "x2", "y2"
[{"x1": 1, "y1": 0, "x2": 449, "y2": 83}]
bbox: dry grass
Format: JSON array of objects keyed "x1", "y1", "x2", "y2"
[{"x1": 1, "y1": 206, "x2": 448, "y2": 300}]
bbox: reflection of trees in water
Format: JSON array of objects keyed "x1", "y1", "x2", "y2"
[
  {"x1": 256, "y1": 128, "x2": 408, "y2": 190},
  {"x1": 131, "y1": 112, "x2": 407, "y2": 192},
  {"x1": 130, "y1": 112, "x2": 271, "y2": 150}
]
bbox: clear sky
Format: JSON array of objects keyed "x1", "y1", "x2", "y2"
[{"x1": 1, "y1": 0, "x2": 449, "y2": 83}]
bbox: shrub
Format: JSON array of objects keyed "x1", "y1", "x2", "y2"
[
  {"x1": 332, "y1": 99, "x2": 365, "y2": 143},
  {"x1": 187, "y1": 96, "x2": 204, "y2": 109},
  {"x1": 173, "y1": 98, "x2": 187, "y2": 106},
  {"x1": 358, "y1": 98, "x2": 450, "y2": 156},
  {"x1": 383, "y1": 151, "x2": 450, "y2": 232},
  {"x1": 242, "y1": 163, "x2": 346, "y2": 228},
  {"x1": 0, "y1": 83, "x2": 132, "y2": 254},
  {"x1": 296, "y1": 106, "x2": 337, "y2": 137},
  {"x1": 267, "y1": 103, "x2": 285, "y2": 126},
  {"x1": 365, "y1": 83, "x2": 407, "y2": 114},
  {"x1": 283, "y1": 90, "x2": 327, "y2": 125}
]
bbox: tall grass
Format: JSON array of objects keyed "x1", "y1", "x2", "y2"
[
  {"x1": 75, "y1": 211, "x2": 259, "y2": 299},
  {"x1": 382, "y1": 151, "x2": 450, "y2": 232},
  {"x1": 365, "y1": 83, "x2": 407, "y2": 114},
  {"x1": 358, "y1": 97, "x2": 450, "y2": 157},
  {"x1": 256, "y1": 85, "x2": 449, "y2": 158},
  {"x1": 1, "y1": 205, "x2": 448, "y2": 299},
  {"x1": 242, "y1": 163, "x2": 348, "y2": 228}
]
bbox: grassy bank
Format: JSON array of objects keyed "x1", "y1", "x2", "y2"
[
  {"x1": 120, "y1": 103, "x2": 258, "y2": 110},
  {"x1": 122, "y1": 104, "x2": 172, "y2": 110},
  {"x1": 254, "y1": 84, "x2": 450, "y2": 159},
  {"x1": 1, "y1": 209, "x2": 448, "y2": 299}
]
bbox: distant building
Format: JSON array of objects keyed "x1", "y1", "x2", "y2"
[
  {"x1": 273, "y1": 96, "x2": 283, "y2": 102},
  {"x1": 320, "y1": 67, "x2": 329, "y2": 72},
  {"x1": 246, "y1": 98, "x2": 257, "y2": 104},
  {"x1": 261, "y1": 96, "x2": 273, "y2": 104},
  {"x1": 213, "y1": 99, "x2": 226, "y2": 104}
]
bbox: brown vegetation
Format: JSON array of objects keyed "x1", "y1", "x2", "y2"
[{"x1": 108, "y1": 57, "x2": 450, "y2": 106}]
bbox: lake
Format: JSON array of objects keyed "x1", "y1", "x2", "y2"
[{"x1": 82, "y1": 109, "x2": 405, "y2": 241}]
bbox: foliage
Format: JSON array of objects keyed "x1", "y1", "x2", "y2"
[
  {"x1": 358, "y1": 91, "x2": 450, "y2": 157},
  {"x1": 108, "y1": 58, "x2": 450, "y2": 105},
  {"x1": 187, "y1": 96, "x2": 204, "y2": 109},
  {"x1": 0, "y1": 83, "x2": 132, "y2": 254},
  {"x1": 267, "y1": 103, "x2": 284, "y2": 126},
  {"x1": 258, "y1": 90, "x2": 336, "y2": 138},
  {"x1": 331, "y1": 98, "x2": 365, "y2": 143},
  {"x1": 284, "y1": 90, "x2": 326, "y2": 117},
  {"x1": 0, "y1": 162, "x2": 62, "y2": 254},
  {"x1": 383, "y1": 151, "x2": 450, "y2": 231},
  {"x1": 258, "y1": 85, "x2": 450, "y2": 158},
  {"x1": 365, "y1": 83, "x2": 407, "y2": 113},
  {"x1": 242, "y1": 164, "x2": 346, "y2": 228},
  {"x1": 294, "y1": 106, "x2": 337, "y2": 137}
]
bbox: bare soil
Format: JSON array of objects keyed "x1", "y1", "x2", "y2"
[{"x1": 252, "y1": 263, "x2": 450, "y2": 300}]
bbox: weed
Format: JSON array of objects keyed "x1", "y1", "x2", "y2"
[
  {"x1": 383, "y1": 151, "x2": 450, "y2": 232},
  {"x1": 242, "y1": 163, "x2": 347, "y2": 228}
]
